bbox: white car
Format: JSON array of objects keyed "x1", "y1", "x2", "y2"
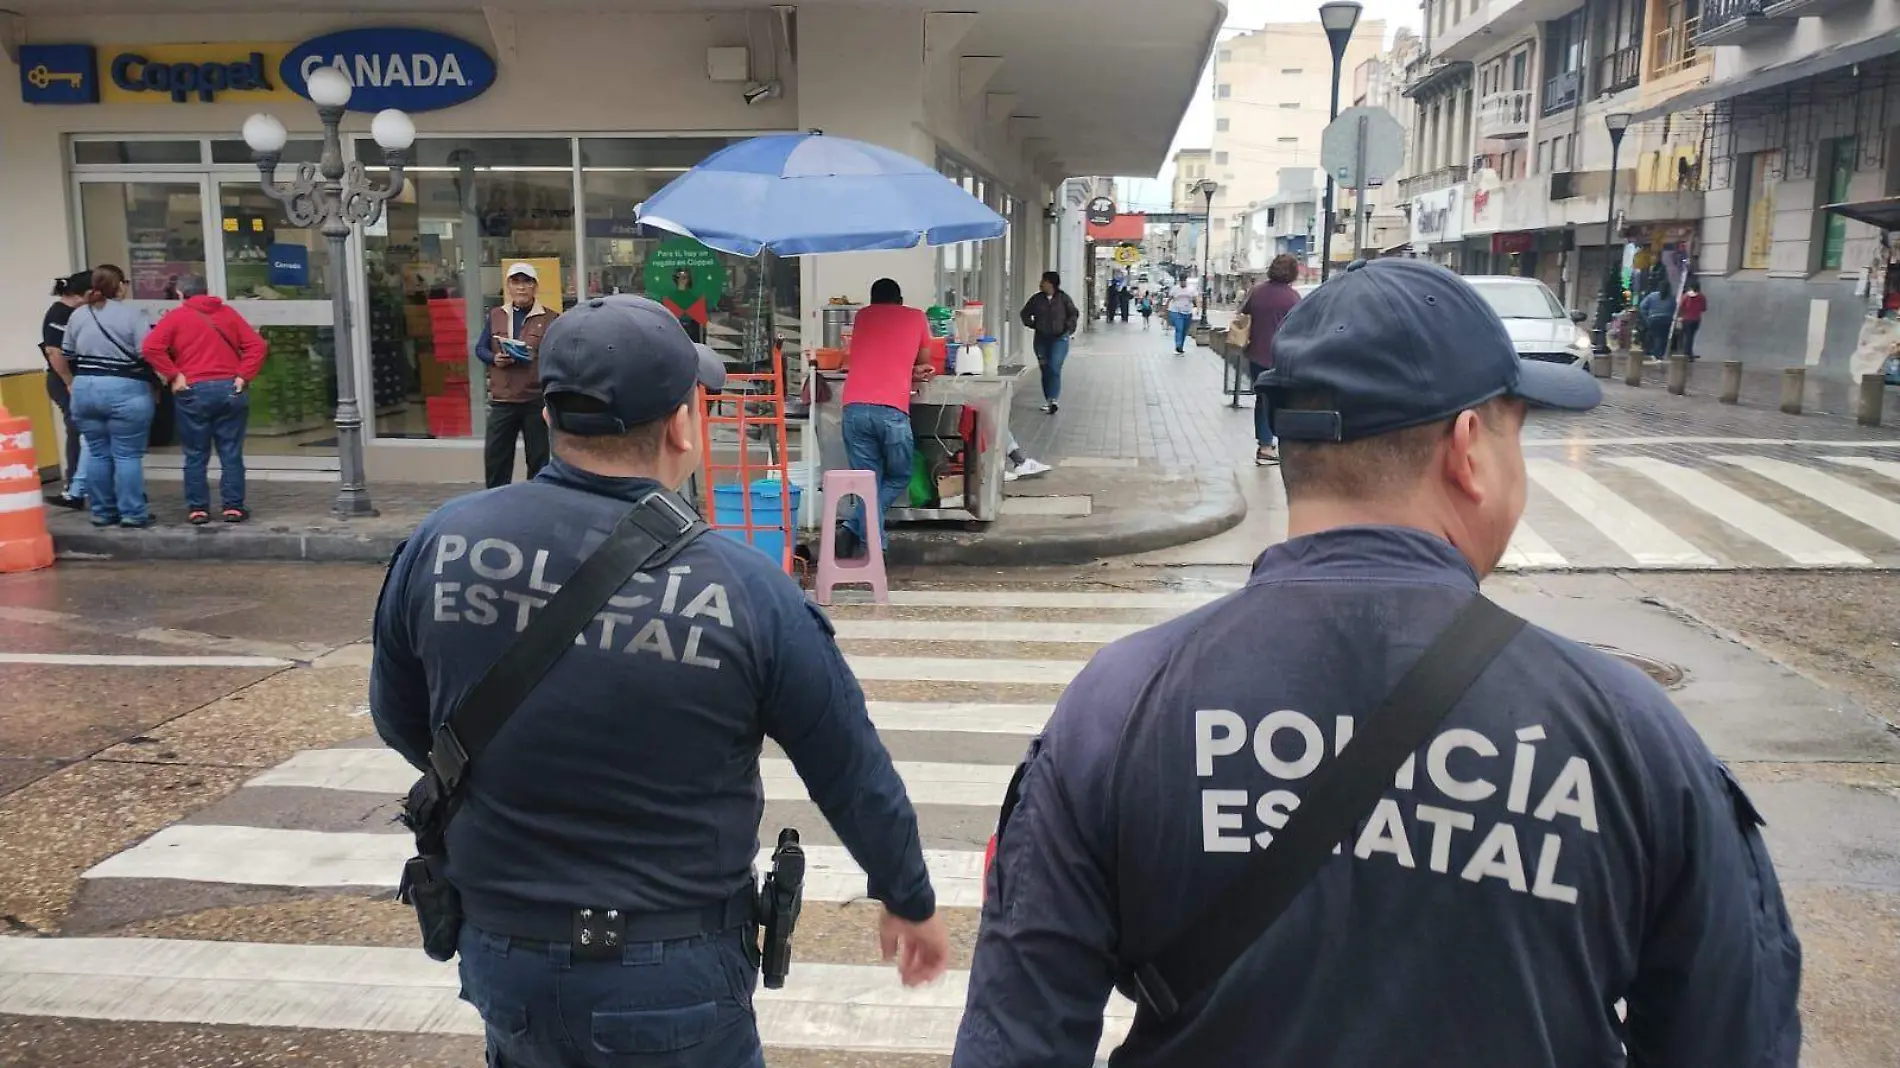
[{"x1": 1464, "y1": 276, "x2": 1593, "y2": 366}]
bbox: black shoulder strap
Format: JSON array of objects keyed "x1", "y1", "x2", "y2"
[
  {"x1": 1128, "y1": 595, "x2": 1526, "y2": 1023},
  {"x1": 425, "y1": 489, "x2": 706, "y2": 794}
]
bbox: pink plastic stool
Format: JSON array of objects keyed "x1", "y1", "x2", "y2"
[{"x1": 814, "y1": 469, "x2": 889, "y2": 606}]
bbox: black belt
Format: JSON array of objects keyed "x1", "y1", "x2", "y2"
[{"x1": 471, "y1": 885, "x2": 756, "y2": 953}]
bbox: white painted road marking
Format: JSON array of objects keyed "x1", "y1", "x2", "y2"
[
  {"x1": 83, "y1": 824, "x2": 992, "y2": 908},
  {"x1": 873, "y1": 589, "x2": 1226, "y2": 609},
  {"x1": 1499, "y1": 522, "x2": 1567, "y2": 570},
  {"x1": 833, "y1": 619, "x2": 1140, "y2": 644},
  {"x1": 1607, "y1": 457, "x2": 1870, "y2": 567},
  {"x1": 0, "y1": 937, "x2": 1136, "y2": 1057},
  {"x1": 1716, "y1": 456, "x2": 1900, "y2": 542},
  {"x1": 846, "y1": 656, "x2": 1084, "y2": 685},
  {"x1": 867, "y1": 701, "x2": 1051, "y2": 735},
  {"x1": 1525, "y1": 459, "x2": 1718, "y2": 568},
  {"x1": 1822, "y1": 455, "x2": 1900, "y2": 485},
  {"x1": 248, "y1": 748, "x2": 1018, "y2": 809},
  {"x1": 0, "y1": 652, "x2": 294, "y2": 668}
]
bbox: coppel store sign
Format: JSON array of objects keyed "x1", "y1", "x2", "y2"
[{"x1": 54, "y1": 29, "x2": 492, "y2": 110}]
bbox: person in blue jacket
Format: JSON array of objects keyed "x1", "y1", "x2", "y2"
[
  {"x1": 954, "y1": 259, "x2": 1801, "y2": 1068},
  {"x1": 372, "y1": 294, "x2": 949, "y2": 1068}
]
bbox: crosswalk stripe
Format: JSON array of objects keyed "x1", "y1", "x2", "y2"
[
  {"x1": 1822, "y1": 455, "x2": 1900, "y2": 485},
  {"x1": 1500, "y1": 522, "x2": 1567, "y2": 569},
  {"x1": 1606, "y1": 457, "x2": 1871, "y2": 566},
  {"x1": 1716, "y1": 456, "x2": 1900, "y2": 541},
  {"x1": 847, "y1": 656, "x2": 1084, "y2": 684},
  {"x1": 1525, "y1": 459, "x2": 1718, "y2": 568},
  {"x1": 82, "y1": 824, "x2": 992, "y2": 908},
  {"x1": 0, "y1": 938, "x2": 1136, "y2": 1057},
  {"x1": 875, "y1": 589, "x2": 1225, "y2": 609},
  {"x1": 0, "y1": 652, "x2": 294, "y2": 668},
  {"x1": 833, "y1": 620, "x2": 1141, "y2": 644},
  {"x1": 868, "y1": 701, "x2": 1050, "y2": 734},
  {"x1": 247, "y1": 748, "x2": 1017, "y2": 809}
]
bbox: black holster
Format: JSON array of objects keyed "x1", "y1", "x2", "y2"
[
  {"x1": 397, "y1": 772, "x2": 464, "y2": 962},
  {"x1": 756, "y1": 829, "x2": 805, "y2": 989}
]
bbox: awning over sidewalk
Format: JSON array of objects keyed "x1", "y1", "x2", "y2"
[
  {"x1": 1824, "y1": 196, "x2": 1900, "y2": 232},
  {"x1": 1631, "y1": 27, "x2": 1900, "y2": 122}
]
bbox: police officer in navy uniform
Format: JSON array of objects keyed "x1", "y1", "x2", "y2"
[
  {"x1": 953, "y1": 259, "x2": 1801, "y2": 1067},
  {"x1": 371, "y1": 294, "x2": 950, "y2": 1068}
]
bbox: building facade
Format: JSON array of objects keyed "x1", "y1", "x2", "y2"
[
  {"x1": 0, "y1": 0, "x2": 1220, "y2": 482},
  {"x1": 1207, "y1": 19, "x2": 1386, "y2": 292}
]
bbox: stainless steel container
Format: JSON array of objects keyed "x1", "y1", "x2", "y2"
[{"x1": 821, "y1": 304, "x2": 860, "y2": 349}]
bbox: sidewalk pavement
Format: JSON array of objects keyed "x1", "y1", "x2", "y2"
[
  {"x1": 44, "y1": 327, "x2": 1249, "y2": 567},
  {"x1": 1586, "y1": 349, "x2": 1900, "y2": 441}
]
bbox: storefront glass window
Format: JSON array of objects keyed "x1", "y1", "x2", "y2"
[
  {"x1": 1821, "y1": 138, "x2": 1855, "y2": 271},
  {"x1": 73, "y1": 140, "x2": 202, "y2": 166},
  {"x1": 577, "y1": 138, "x2": 788, "y2": 370},
  {"x1": 218, "y1": 182, "x2": 328, "y2": 299},
  {"x1": 1742, "y1": 150, "x2": 1779, "y2": 271},
  {"x1": 79, "y1": 181, "x2": 208, "y2": 299},
  {"x1": 208, "y1": 139, "x2": 325, "y2": 165},
  {"x1": 358, "y1": 137, "x2": 576, "y2": 441}
]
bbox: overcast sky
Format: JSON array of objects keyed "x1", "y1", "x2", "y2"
[{"x1": 1117, "y1": 0, "x2": 1424, "y2": 211}]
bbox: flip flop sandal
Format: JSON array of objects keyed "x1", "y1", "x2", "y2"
[{"x1": 188, "y1": 509, "x2": 212, "y2": 525}]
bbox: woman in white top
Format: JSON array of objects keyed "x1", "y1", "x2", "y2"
[{"x1": 1167, "y1": 282, "x2": 1199, "y2": 354}]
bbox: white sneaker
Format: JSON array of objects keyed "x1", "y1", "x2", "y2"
[{"x1": 1014, "y1": 458, "x2": 1053, "y2": 478}]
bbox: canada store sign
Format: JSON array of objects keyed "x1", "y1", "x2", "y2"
[{"x1": 29, "y1": 28, "x2": 493, "y2": 111}]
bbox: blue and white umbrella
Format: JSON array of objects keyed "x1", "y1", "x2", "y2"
[{"x1": 636, "y1": 132, "x2": 1007, "y2": 257}]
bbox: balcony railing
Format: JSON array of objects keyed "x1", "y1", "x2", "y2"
[
  {"x1": 1595, "y1": 44, "x2": 1642, "y2": 95},
  {"x1": 1651, "y1": 17, "x2": 1702, "y2": 79},
  {"x1": 1476, "y1": 89, "x2": 1534, "y2": 140},
  {"x1": 1696, "y1": 0, "x2": 1792, "y2": 44},
  {"x1": 1397, "y1": 164, "x2": 1469, "y2": 200},
  {"x1": 1541, "y1": 69, "x2": 1581, "y2": 116}
]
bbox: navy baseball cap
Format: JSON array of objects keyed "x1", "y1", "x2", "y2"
[
  {"x1": 1260, "y1": 258, "x2": 1601, "y2": 441},
  {"x1": 538, "y1": 295, "x2": 726, "y2": 436}
]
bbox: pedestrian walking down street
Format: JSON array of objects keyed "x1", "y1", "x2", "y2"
[
  {"x1": 371, "y1": 295, "x2": 949, "y2": 1068},
  {"x1": 1678, "y1": 282, "x2": 1707, "y2": 360},
  {"x1": 955, "y1": 259, "x2": 1800, "y2": 1068},
  {"x1": 1167, "y1": 280, "x2": 1198, "y2": 354},
  {"x1": 142, "y1": 280, "x2": 269, "y2": 525},
  {"x1": 62, "y1": 265, "x2": 158, "y2": 529},
  {"x1": 1236, "y1": 254, "x2": 1302, "y2": 467},
  {"x1": 39, "y1": 270, "x2": 94, "y2": 511},
  {"x1": 474, "y1": 262, "x2": 559, "y2": 488},
  {"x1": 1020, "y1": 271, "x2": 1079, "y2": 414},
  {"x1": 1002, "y1": 432, "x2": 1052, "y2": 482},
  {"x1": 838, "y1": 278, "x2": 934, "y2": 557},
  {"x1": 1639, "y1": 284, "x2": 1676, "y2": 361},
  {"x1": 1138, "y1": 291, "x2": 1154, "y2": 329}
]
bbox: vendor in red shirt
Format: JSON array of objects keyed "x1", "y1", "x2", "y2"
[
  {"x1": 141, "y1": 280, "x2": 269, "y2": 524},
  {"x1": 838, "y1": 277, "x2": 934, "y2": 556}
]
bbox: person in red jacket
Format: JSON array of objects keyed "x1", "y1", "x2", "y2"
[{"x1": 142, "y1": 281, "x2": 269, "y2": 524}]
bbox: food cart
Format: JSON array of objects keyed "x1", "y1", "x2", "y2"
[
  {"x1": 808, "y1": 369, "x2": 1014, "y2": 522},
  {"x1": 1823, "y1": 196, "x2": 1900, "y2": 383}
]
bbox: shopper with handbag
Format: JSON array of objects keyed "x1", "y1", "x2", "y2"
[
  {"x1": 1233, "y1": 254, "x2": 1303, "y2": 466},
  {"x1": 954, "y1": 260, "x2": 1798, "y2": 1068},
  {"x1": 143, "y1": 279, "x2": 270, "y2": 524},
  {"x1": 61, "y1": 265, "x2": 158, "y2": 529}
]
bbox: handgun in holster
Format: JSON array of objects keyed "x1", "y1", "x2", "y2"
[{"x1": 756, "y1": 828, "x2": 805, "y2": 989}]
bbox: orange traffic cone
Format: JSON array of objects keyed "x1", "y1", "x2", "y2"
[{"x1": 0, "y1": 405, "x2": 56, "y2": 573}]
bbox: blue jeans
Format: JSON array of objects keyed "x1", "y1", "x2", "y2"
[
  {"x1": 1251, "y1": 363, "x2": 1276, "y2": 447},
  {"x1": 1170, "y1": 310, "x2": 1193, "y2": 350},
  {"x1": 1645, "y1": 316, "x2": 1672, "y2": 358},
  {"x1": 174, "y1": 378, "x2": 250, "y2": 512},
  {"x1": 71, "y1": 376, "x2": 155, "y2": 525},
  {"x1": 841, "y1": 402, "x2": 914, "y2": 549},
  {"x1": 458, "y1": 924, "x2": 763, "y2": 1068},
  {"x1": 1032, "y1": 335, "x2": 1070, "y2": 403}
]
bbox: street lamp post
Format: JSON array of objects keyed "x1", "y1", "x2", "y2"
[
  {"x1": 242, "y1": 67, "x2": 413, "y2": 518},
  {"x1": 1591, "y1": 111, "x2": 1634, "y2": 355},
  {"x1": 1196, "y1": 178, "x2": 1219, "y2": 327},
  {"x1": 1318, "y1": 1, "x2": 1362, "y2": 281}
]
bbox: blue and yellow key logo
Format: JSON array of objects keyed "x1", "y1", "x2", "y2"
[{"x1": 19, "y1": 44, "x2": 98, "y2": 104}]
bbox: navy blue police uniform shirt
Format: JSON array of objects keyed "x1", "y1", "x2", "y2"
[
  {"x1": 955, "y1": 526, "x2": 1801, "y2": 1068},
  {"x1": 370, "y1": 457, "x2": 936, "y2": 936}
]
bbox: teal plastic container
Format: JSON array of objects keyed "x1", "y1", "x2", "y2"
[{"x1": 711, "y1": 479, "x2": 802, "y2": 561}]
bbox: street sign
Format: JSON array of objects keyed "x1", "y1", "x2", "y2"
[
  {"x1": 1320, "y1": 106, "x2": 1405, "y2": 190},
  {"x1": 1112, "y1": 244, "x2": 1141, "y2": 266},
  {"x1": 1086, "y1": 196, "x2": 1117, "y2": 226}
]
